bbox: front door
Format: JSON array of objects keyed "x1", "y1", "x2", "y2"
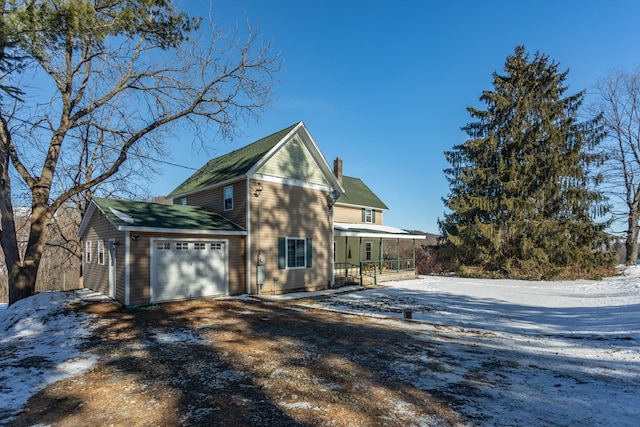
[{"x1": 108, "y1": 239, "x2": 116, "y2": 298}]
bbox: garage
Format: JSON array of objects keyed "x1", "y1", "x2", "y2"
[{"x1": 151, "y1": 238, "x2": 228, "y2": 303}]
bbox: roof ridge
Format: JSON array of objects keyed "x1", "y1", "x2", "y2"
[{"x1": 167, "y1": 122, "x2": 301, "y2": 197}]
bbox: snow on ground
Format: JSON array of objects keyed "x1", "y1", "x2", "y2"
[
  {"x1": 1, "y1": 268, "x2": 640, "y2": 426},
  {"x1": 0, "y1": 290, "x2": 104, "y2": 421},
  {"x1": 304, "y1": 267, "x2": 640, "y2": 426}
]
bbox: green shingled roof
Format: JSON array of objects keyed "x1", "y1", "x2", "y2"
[
  {"x1": 337, "y1": 176, "x2": 388, "y2": 210},
  {"x1": 93, "y1": 197, "x2": 245, "y2": 233},
  {"x1": 168, "y1": 123, "x2": 299, "y2": 197}
]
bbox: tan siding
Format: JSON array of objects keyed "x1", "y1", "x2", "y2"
[
  {"x1": 82, "y1": 211, "x2": 125, "y2": 301},
  {"x1": 258, "y1": 139, "x2": 328, "y2": 185},
  {"x1": 180, "y1": 181, "x2": 247, "y2": 228},
  {"x1": 334, "y1": 205, "x2": 383, "y2": 225},
  {"x1": 249, "y1": 180, "x2": 332, "y2": 294},
  {"x1": 83, "y1": 204, "x2": 248, "y2": 305},
  {"x1": 128, "y1": 233, "x2": 151, "y2": 306},
  {"x1": 226, "y1": 236, "x2": 246, "y2": 295}
]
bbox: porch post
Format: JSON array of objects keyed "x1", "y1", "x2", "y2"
[
  {"x1": 413, "y1": 238, "x2": 416, "y2": 271},
  {"x1": 379, "y1": 238, "x2": 383, "y2": 272},
  {"x1": 396, "y1": 238, "x2": 400, "y2": 272},
  {"x1": 345, "y1": 236, "x2": 349, "y2": 268}
]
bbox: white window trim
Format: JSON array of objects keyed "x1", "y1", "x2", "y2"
[
  {"x1": 364, "y1": 208, "x2": 373, "y2": 223},
  {"x1": 286, "y1": 237, "x2": 306, "y2": 269},
  {"x1": 85, "y1": 241, "x2": 92, "y2": 264},
  {"x1": 224, "y1": 185, "x2": 234, "y2": 211},
  {"x1": 97, "y1": 240, "x2": 105, "y2": 265},
  {"x1": 365, "y1": 241, "x2": 373, "y2": 261}
]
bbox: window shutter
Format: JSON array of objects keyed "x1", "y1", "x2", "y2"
[
  {"x1": 278, "y1": 237, "x2": 286, "y2": 269},
  {"x1": 306, "y1": 238, "x2": 313, "y2": 268},
  {"x1": 361, "y1": 208, "x2": 366, "y2": 222},
  {"x1": 372, "y1": 210, "x2": 376, "y2": 223}
]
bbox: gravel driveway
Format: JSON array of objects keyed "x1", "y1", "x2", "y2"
[{"x1": 10, "y1": 297, "x2": 464, "y2": 426}]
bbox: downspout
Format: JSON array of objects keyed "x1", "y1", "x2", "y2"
[{"x1": 246, "y1": 178, "x2": 252, "y2": 294}]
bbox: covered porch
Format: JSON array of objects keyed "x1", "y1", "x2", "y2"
[{"x1": 333, "y1": 223, "x2": 426, "y2": 287}]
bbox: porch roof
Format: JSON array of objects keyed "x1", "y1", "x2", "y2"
[{"x1": 334, "y1": 222, "x2": 426, "y2": 239}]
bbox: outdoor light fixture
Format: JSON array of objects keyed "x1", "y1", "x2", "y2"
[
  {"x1": 327, "y1": 189, "x2": 340, "y2": 209},
  {"x1": 131, "y1": 234, "x2": 140, "y2": 241},
  {"x1": 254, "y1": 182, "x2": 263, "y2": 197}
]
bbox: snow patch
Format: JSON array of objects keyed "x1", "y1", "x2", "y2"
[
  {"x1": 109, "y1": 207, "x2": 135, "y2": 224},
  {"x1": 0, "y1": 291, "x2": 99, "y2": 422}
]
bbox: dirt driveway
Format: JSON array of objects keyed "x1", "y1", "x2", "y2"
[{"x1": 10, "y1": 297, "x2": 464, "y2": 426}]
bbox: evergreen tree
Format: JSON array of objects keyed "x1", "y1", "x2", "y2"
[{"x1": 440, "y1": 46, "x2": 611, "y2": 278}]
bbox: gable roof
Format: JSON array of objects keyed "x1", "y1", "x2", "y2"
[
  {"x1": 168, "y1": 122, "x2": 345, "y2": 199},
  {"x1": 78, "y1": 197, "x2": 246, "y2": 236},
  {"x1": 168, "y1": 123, "x2": 299, "y2": 198},
  {"x1": 337, "y1": 176, "x2": 389, "y2": 210}
]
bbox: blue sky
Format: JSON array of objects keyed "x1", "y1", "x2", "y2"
[{"x1": 153, "y1": 0, "x2": 640, "y2": 234}]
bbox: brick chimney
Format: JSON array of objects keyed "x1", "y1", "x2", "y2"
[{"x1": 333, "y1": 157, "x2": 343, "y2": 183}]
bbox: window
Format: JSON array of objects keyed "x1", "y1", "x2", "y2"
[
  {"x1": 194, "y1": 242, "x2": 206, "y2": 250},
  {"x1": 287, "y1": 239, "x2": 306, "y2": 268},
  {"x1": 180, "y1": 197, "x2": 187, "y2": 205},
  {"x1": 176, "y1": 242, "x2": 189, "y2": 250},
  {"x1": 365, "y1": 241, "x2": 372, "y2": 261},
  {"x1": 224, "y1": 186, "x2": 233, "y2": 210},
  {"x1": 157, "y1": 242, "x2": 170, "y2": 250},
  {"x1": 364, "y1": 208, "x2": 373, "y2": 223},
  {"x1": 211, "y1": 242, "x2": 222, "y2": 250},
  {"x1": 97, "y1": 240, "x2": 105, "y2": 265},
  {"x1": 278, "y1": 237, "x2": 312, "y2": 269},
  {"x1": 85, "y1": 241, "x2": 92, "y2": 264}
]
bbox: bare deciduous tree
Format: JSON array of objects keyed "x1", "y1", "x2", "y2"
[
  {"x1": 592, "y1": 68, "x2": 640, "y2": 265},
  {"x1": 0, "y1": 0, "x2": 281, "y2": 304}
]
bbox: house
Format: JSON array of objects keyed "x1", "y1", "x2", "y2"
[{"x1": 78, "y1": 122, "x2": 425, "y2": 306}]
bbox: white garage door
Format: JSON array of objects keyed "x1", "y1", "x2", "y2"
[{"x1": 151, "y1": 239, "x2": 227, "y2": 302}]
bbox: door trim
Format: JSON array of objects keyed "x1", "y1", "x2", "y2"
[{"x1": 108, "y1": 238, "x2": 116, "y2": 299}]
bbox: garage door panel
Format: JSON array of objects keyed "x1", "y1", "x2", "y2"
[{"x1": 152, "y1": 240, "x2": 227, "y2": 302}]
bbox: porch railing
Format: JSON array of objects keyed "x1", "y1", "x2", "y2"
[
  {"x1": 334, "y1": 262, "x2": 362, "y2": 286},
  {"x1": 335, "y1": 259, "x2": 416, "y2": 287},
  {"x1": 361, "y1": 259, "x2": 416, "y2": 285},
  {"x1": 361, "y1": 258, "x2": 415, "y2": 273}
]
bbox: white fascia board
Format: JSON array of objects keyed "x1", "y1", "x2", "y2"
[
  {"x1": 252, "y1": 173, "x2": 335, "y2": 193},
  {"x1": 246, "y1": 121, "x2": 345, "y2": 195},
  {"x1": 334, "y1": 222, "x2": 426, "y2": 239},
  {"x1": 77, "y1": 200, "x2": 98, "y2": 237},
  {"x1": 335, "y1": 201, "x2": 389, "y2": 211},
  {"x1": 334, "y1": 231, "x2": 426, "y2": 239},
  {"x1": 114, "y1": 226, "x2": 247, "y2": 236},
  {"x1": 297, "y1": 122, "x2": 345, "y2": 194}
]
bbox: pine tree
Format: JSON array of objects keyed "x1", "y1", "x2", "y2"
[{"x1": 440, "y1": 46, "x2": 611, "y2": 278}]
